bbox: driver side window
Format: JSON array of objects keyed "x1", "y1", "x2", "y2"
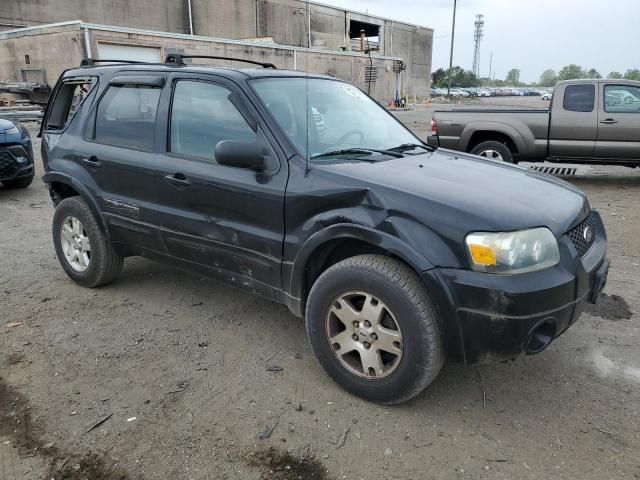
[
  {"x1": 170, "y1": 81, "x2": 256, "y2": 162},
  {"x1": 604, "y1": 85, "x2": 640, "y2": 113}
]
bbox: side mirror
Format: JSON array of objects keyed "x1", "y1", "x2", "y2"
[{"x1": 215, "y1": 140, "x2": 264, "y2": 171}]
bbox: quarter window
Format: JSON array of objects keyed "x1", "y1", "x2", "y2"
[
  {"x1": 45, "y1": 78, "x2": 96, "y2": 131},
  {"x1": 563, "y1": 84, "x2": 595, "y2": 112},
  {"x1": 94, "y1": 85, "x2": 161, "y2": 151},
  {"x1": 604, "y1": 85, "x2": 640, "y2": 113},
  {"x1": 170, "y1": 81, "x2": 256, "y2": 162}
]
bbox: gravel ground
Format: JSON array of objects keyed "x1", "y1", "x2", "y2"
[{"x1": 1, "y1": 114, "x2": 639, "y2": 480}]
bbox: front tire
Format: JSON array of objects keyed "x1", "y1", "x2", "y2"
[
  {"x1": 52, "y1": 196, "x2": 123, "y2": 287},
  {"x1": 470, "y1": 140, "x2": 515, "y2": 163},
  {"x1": 305, "y1": 255, "x2": 444, "y2": 405}
]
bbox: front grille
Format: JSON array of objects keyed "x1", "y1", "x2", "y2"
[
  {"x1": 566, "y1": 211, "x2": 597, "y2": 257},
  {"x1": 0, "y1": 150, "x2": 19, "y2": 179}
]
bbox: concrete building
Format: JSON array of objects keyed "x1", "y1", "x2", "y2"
[{"x1": 0, "y1": 0, "x2": 433, "y2": 101}]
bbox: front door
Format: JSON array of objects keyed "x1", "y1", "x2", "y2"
[
  {"x1": 154, "y1": 76, "x2": 287, "y2": 291},
  {"x1": 594, "y1": 83, "x2": 640, "y2": 161}
]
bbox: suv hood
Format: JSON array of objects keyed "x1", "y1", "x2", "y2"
[{"x1": 319, "y1": 149, "x2": 588, "y2": 237}]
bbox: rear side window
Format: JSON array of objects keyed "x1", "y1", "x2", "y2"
[
  {"x1": 170, "y1": 81, "x2": 256, "y2": 162},
  {"x1": 563, "y1": 84, "x2": 595, "y2": 112},
  {"x1": 45, "y1": 78, "x2": 96, "y2": 131},
  {"x1": 94, "y1": 85, "x2": 161, "y2": 151}
]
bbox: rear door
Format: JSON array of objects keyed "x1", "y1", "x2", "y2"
[
  {"x1": 594, "y1": 83, "x2": 640, "y2": 160},
  {"x1": 153, "y1": 74, "x2": 288, "y2": 291},
  {"x1": 548, "y1": 83, "x2": 597, "y2": 158},
  {"x1": 81, "y1": 73, "x2": 166, "y2": 251}
]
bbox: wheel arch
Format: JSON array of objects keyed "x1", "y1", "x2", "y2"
[
  {"x1": 288, "y1": 224, "x2": 435, "y2": 315},
  {"x1": 460, "y1": 122, "x2": 530, "y2": 156},
  {"x1": 43, "y1": 172, "x2": 109, "y2": 238}
]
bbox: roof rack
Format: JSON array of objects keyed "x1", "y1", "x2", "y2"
[
  {"x1": 81, "y1": 58, "x2": 147, "y2": 66},
  {"x1": 164, "y1": 53, "x2": 277, "y2": 69}
]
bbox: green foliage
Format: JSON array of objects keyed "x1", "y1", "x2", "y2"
[
  {"x1": 539, "y1": 69, "x2": 558, "y2": 87},
  {"x1": 584, "y1": 68, "x2": 602, "y2": 79},
  {"x1": 608, "y1": 71, "x2": 623, "y2": 79},
  {"x1": 624, "y1": 69, "x2": 640, "y2": 80},
  {"x1": 558, "y1": 64, "x2": 585, "y2": 81},
  {"x1": 431, "y1": 66, "x2": 480, "y2": 88},
  {"x1": 506, "y1": 68, "x2": 521, "y2": 86}
]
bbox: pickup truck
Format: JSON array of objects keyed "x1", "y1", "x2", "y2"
[{"x1": 428, "y1": 79, "x2": 640, "y2": 166}]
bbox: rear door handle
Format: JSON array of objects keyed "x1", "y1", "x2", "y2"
[
  {"x1": 82, "y1": 156, "x2": 101, "y2": 167},
  {"x1": 600, "y1": 119, "x2": 618, "y2": 124},
  {"x1": 164, "y1": 173, "x2": 191, "y2": 188}
]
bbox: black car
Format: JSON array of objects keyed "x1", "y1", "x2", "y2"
[
  {"x1": 0, "y1": 117, "x2": 34, "y2": 188},
  {"x1": 40, "y1": 56, "x2": 609, "y2": 404}
]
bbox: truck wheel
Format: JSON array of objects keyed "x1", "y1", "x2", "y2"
[
  {"x1": 2, "y1": 175, "x2": 33, "y2": 189},
  {"x1": 305, "y1": 255, "x2": 444, "y2": 405},
  {"x1": 471, "y1": 140, "x2": 515, "y2": 163},
  {"x1": 52, "y1": 196, "x2": 123, "y2": 287}
]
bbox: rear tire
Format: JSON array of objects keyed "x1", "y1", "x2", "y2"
[
  {"x1": 305, "y1": 255, "x2": 444, "y2": 405},
  {"x1": 470, "y1": 140, "x2": 515, "y2": 163},
  {"x1": 3, "y1": 175, "x2": 33, "y2": 188},
  {"x1": 53, "y1": 196, "x2": 123, "y2": 287}
]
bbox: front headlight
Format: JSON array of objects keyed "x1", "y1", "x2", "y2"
[{"x1": 465, "y1": 227, "x2": 560, "y2": 274}]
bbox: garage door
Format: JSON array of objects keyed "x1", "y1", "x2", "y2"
[{"x1": 97, "y1": 43, "x2": 162, "y2": 63}]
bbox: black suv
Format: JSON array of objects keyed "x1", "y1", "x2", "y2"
[
  {"x1": 0, "y1": 117, "x2": 34, "y2": 188},
  {"x1": 41, "y1": 56, "x2": 609, "y2": 404}
]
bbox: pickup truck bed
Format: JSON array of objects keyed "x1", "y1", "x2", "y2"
[{"x1": 428, "y1": 79, "x2": 640, "y2": 166}]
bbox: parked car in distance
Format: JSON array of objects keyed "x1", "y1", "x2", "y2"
[
  {"x1": 541, "y1": 92, "x2": 553, "y2": 100},
  {"x1": 429, "y1": 79, "x2": 640, "y2": 166},
  {"x1": 41, "y1": 57, "x2": 609, "y2": 404},
  {"x1": 0, "y1": 117, "x2": 34, "y2": 188}
]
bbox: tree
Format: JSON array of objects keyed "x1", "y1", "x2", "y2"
[
  {"x1": 608, "y1": 71, "x2": 623, "y2": 79},
  {"x1": 506, "y1": 68, "x2": 521, "y2": 86},
  {"x1": 431, "y1": 66, "x2": 480, "y2": 88},
  {"x1": 539, "y1": 69, "x2": 558, "y2": 87},
  {"x1": 431, "y1": 68, "x2": 449, "y2": 88},
  {"x1": 558, "y1": 64, "x2": 585, "y2": 81},
  {"x1": 624, "y1": 69, "x2": 640, "y2": 81},
  {"x1": 585, "y1": 68, "x2": 602, "y2": 79}
]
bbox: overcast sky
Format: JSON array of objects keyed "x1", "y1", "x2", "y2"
[{"x1": 319, "y1": 0, "x2": 639, "y2": 83}]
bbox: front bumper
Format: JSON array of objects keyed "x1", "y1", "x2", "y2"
[
  {"x1": 0, "y1": 145, "x2": 34, "y2": 182},
  {"x1": 423, "y1": 210, "x2": 608, "y2": 364}
]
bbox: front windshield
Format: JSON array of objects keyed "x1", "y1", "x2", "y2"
[{"x1": 251, "y1": 77, "x2": 421, "y2": 160}]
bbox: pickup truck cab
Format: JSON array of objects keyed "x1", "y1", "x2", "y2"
[
  {"x1": 41, "y1": 57, "x2": 609, "y2": 404},
  {"x1": 429, "y1": 79, "x2": 640, "y2": 166}
]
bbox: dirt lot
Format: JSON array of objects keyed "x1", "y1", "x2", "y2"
[{"x1": 1, "y1": 111, "x2": 639, "y2": 480}]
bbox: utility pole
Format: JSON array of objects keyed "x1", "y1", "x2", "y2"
[
  {"x1": 472, "y1": 14, "x2": 484, "y2": 78},
  {"x1": 447, "y1": 0, "x2": 457, "y2": 96},
  {"x1": 488, "y1": 51, "x2": 493, "y2": 84}
]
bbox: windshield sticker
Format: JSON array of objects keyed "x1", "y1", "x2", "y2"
[{"x1": 341, "y1": 85, "x2": 366, "y2": 99}]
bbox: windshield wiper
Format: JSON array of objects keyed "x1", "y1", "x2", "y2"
[
  {"x1": 387, "y1": 143, "x2": 434, "y2": 153},
  {"x1": 311, "y1": 148, "x2": 403, "y2": 160}
]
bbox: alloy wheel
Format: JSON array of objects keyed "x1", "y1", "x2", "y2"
[
  {"x1": 478, "y1": 149, "x2": 504, "y2": 161},
  {"x1": 60, "y1": 216, "x2": 91, "y2": 272},
  {"x1": 325, "y1": 291, "x2": 403, "y2": 379}
]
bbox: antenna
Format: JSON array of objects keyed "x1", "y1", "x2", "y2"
[{"x1": 472, "y1": 14, "x2": 484, "y2": 79}]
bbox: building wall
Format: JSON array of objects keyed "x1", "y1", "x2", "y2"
[
  {"x1": 0, "y1": 23, "x2": 398, "y2": 102},
  {"x1": 0, "y1": 27, "x2": 84, "y2": 84},
  {"x1": 0, "y1": 0, "x2": 432, "y2": 97}
]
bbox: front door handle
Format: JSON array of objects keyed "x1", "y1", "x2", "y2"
[
  {"x1": 82, "y1": 156, "x2": 101, "y2": 167},
  {"x1": 164, "y1": 173, "x2": 191, "y2": 188},
  {"x1": 600, "y1": 119, "x2": 618, "y2": 125}
]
